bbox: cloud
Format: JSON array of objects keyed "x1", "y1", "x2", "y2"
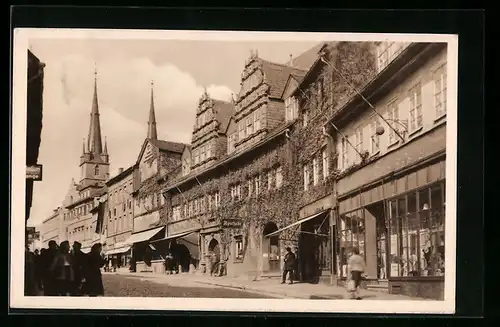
[{"x1": 28, "y1": 52, "x2": 234, "y2": 227}]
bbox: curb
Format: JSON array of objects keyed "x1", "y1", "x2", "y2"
[{"x1": 194, "y1": 280, "x2": 309, "y2": 299}]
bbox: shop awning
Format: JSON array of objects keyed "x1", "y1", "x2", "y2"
[
  {"x1": 265, "y1": 209, "x2": 330, "y2": 238},
  {"x1": 124, "y1": 226, "x2": 165, "y2": 245},
  {"x1": 81, "y1": 247, "x2": 91, "y2": 254},
  {"x1": 153, "y1": 229, "x2": 200, "y2": 260},
  {"x1": 105, "y1": 246, "x2": 131, "y2": 256}
]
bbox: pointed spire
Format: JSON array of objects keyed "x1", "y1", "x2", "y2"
[
  {"x1": 87, "y1": 65, "x2": 103, "y2": 155},
  {"x1": 103, "y1": 136, "x2": 108, "y2": 155},
  {"x1": 147, "y1": 80, "x2": 158, "y2": 140}
]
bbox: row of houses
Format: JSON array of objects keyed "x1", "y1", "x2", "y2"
[{"x1": 38, "y1": 40, "x2": 448, "y2": 299}]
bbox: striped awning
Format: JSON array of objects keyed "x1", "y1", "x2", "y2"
[{"x1": 105, "y1": 246, "x2": 131, "y2": 256}]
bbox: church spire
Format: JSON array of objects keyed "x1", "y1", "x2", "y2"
[
  {"x1": 147, "y1": 80, "x2": 158, "y2": 140},
  {"x1": 87, "y1": 65, "x2": 103, "y2": 155},
  {"x1": 103, "y1": 136, "x2": 108, "y2": 155}
]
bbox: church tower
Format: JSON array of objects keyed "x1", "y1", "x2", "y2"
[
  {"x1": 79, "y1": 68, "x2": 110, "y2": 189},
  {"x1": 147, "y1": 80, "x2": 158, "y2": 140}
]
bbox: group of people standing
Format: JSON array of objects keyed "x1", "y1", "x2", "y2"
[{"x1": 25, "y1": 240, "x2": 106, "y2": 297}]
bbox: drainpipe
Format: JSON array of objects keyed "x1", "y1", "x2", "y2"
[{"x1": 322, "y1": 126, "x2": 338, "y2": 285}]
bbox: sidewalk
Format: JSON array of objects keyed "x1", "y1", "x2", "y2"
[{"x1": 108, "y1": 271, "x2": 426, "y2": 301}]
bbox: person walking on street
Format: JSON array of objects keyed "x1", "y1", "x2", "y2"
[
  {"x1": 42, "y1": 240, "x2": 59, "y2": 296},
  {"x1": 24, "y1": 245, "x2": 39, "y2": 296},
  {"x1": 71, "y1": 241, "x2": 87, "y2": 296},
  {"x1": 281, "y1": 247, "x2": 296, "y2": 285},
  {"x1": 50, "y1": 241, "x2": 75, "y2": 296},
  {"x1": 83, "y1": 243, "x2": 105, "y2": 297},
  {"x1": 347, "y1": 247, "x2": 366, "y2": 300}
]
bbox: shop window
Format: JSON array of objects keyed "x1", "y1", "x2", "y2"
[
  {"x1": 386, "y1": 182, "x2": 446, "y2": 278},
  {"x1": 234, "y1": 236, "x2": 244, "y2": 262},
  {"x1": 339, "y1": 209, "x2": 366, "y2": 278}
]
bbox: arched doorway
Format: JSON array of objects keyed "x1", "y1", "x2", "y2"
[
  {"x1": 208, "y1": 238, "x2": 220, "y2": 259},
  {"x1": 262, "y1": 222, "x2": 280, "y2": 274},
  {"x1": 171, "y1": 242, "x2": 191, "y2": 273}
]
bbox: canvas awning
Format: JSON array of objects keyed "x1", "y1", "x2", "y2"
[
  {"x1": 124, "y1": 226, "x2": 165, "y2": 245},
  {"x1": 153, "y1": 229, "x2": 200, "y2": 260},
  {"x1": 105, "y1": 246, "x2": 131, "y2": 256},
  {"x1": 265, "y1": 209, "x2": 330, "y2": 238}
]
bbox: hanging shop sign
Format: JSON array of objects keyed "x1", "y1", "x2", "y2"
[{"x1": 26, "y1": 164, "x2": 43, "y2": 181}]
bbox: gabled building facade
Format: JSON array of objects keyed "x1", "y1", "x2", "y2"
[{"x1": 124, "y1": 84, "x2": 189, "y2": 273}]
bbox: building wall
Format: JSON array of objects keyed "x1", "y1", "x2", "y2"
[
  {"x1": 66, "y1": 211, "x2": 96, "y2": 249},
  {"x1": 106, "y1": 171, "x2": 134, "y2": 248},
  {"x1": 337, "y1": 50, "x2": 446, "y2": 179}
]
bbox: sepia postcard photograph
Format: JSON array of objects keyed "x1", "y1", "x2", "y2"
[{"x1": 10, "y1": 28, "x2": 458, "y2": 314}]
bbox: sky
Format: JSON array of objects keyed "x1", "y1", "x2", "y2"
[{"x1": 27, "y1": 37, "x2": 319, "y2": 227}]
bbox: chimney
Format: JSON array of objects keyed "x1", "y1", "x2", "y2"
[
  {"x1": 118, "y1": 168, "x2": 124, "y2": 174},
  {"x1": 289, "y1": 54, "x2": 293, "y2": 67}
]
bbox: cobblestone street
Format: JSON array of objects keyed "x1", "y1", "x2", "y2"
[{"x1": 102, "y1": 274, "x2": 274, "y2": 298}]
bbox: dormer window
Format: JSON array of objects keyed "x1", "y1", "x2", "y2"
[
  {"x1": 94, "y1": 165, "x2": 99, "y2": 176},
  {"x1": 285, "y1": 96, "x2": 298, "y2": 121},
  {"x1": 228, "y1": 132, "x2": 238, "y2": 154}
]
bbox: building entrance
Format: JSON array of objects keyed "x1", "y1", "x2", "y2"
[
  {"x1": 299, "y1": 212, "x2": 330, "y2": 283},
  {"x1": 262, "y1": 222, "x2": 280, "y2": 274}
]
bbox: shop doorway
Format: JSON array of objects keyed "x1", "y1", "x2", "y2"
[
  {"x1": 171, "y1": 241, "x2": 191, "y2": 273},
  {"x1": 262, "y1": 222, "x2": 280, "y2": 274},
  {"x1": 299, "y1": 212, "x2": 330, "y2": 283},
  {"x1": 365, "y1": 201, "x2": 388, "y2": 280}
]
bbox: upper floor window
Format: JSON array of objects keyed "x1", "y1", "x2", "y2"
[
  {"x1": 239, "y1": 121, "x2": 246, "y2": 141},
  {"x1": 200, "y1": 196, "x2": 206, "y2": 213},
  {"x1": 254, "y1": 108, "x2": 261, "y2": 132},
  {"x1": 303, "y1": 164, "x2": 310, "y2": 191},
  {"x1": 370, "y1": 118, "x2": 381, "y2": 154},
  {"x1": 94, "y1": 165, "x2": 99, "y2": 176},
  {"x1": 200, "y1": 145, "x2": 206, "y2": 163},
  {"x1": 248, "y1": 179, "x2": 253, "y2": 197},
  {"x1": 434, "y1": 62, "x2": 447, "y2": 118},
  {"x1": 214, "y1": 191, "x2": 221, "y2": 208},
  {"x1": 409, "y1": 83, "x2": 423, "y2": 132},
  {"x1": 322, "y1": 149, "x2": 329, "y2": 179},
  {"x1": 206, "y1": 142, "x2": 212, "y2": 159},
  {"x1": 285, "y1": 96, "x2": 298, "y2": 121},
  {"x1": 254, "y1": 175, "x2": 261, "y2": 195},
  {"x1": 355, "y1": 126, "x2": 364, "y2": 154},
  {"x1": 276, "y1": 166, "x2": 283, "y2": 188},
  {"x1": 267, "y1": 171, "x2": 273, "y2": 190},
  {"x1": 387, "y1": 100, "x2": 399, "y2": 145},
  {"x1": 228, "y1": 132, "x2": 237, "y2": 154},
  {"x1": 194, "y1": 149, "x2": 200, "y2": 165},
  {"x1": 303, "y1": 110, "x2": 309, "y2": 127},
  {"x1": 172, "y1": 205, "x2": 181, "y2": 221},
  {"x1": 231, "y1": 184, "x2": 241, "y2": 201},
  {"x1": 246, "y1": 116, "x2": 253, "y2": 136},
  {"x1": 312, "y1": 158, "x2": 319, "y2": 186},
  {"x1": 377, "y1": 42, "x2": 406, "y2": 72},
  {"x1": 341, "y1": 136, "x2": 350, "y2": 170}
]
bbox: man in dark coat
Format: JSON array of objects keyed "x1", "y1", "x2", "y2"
[
  {"x1": 282, "y1": 247, "x2": 296, "y2": 284},
  {"x1": 42, "y1": 240, "x2": 59, "y2": 296},
  {"x1": 71, "y1": 241, "x2": 87, "y2": 296}
]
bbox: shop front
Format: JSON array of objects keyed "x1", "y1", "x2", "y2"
[
  {"x1": 336, "y1": 153, "x2": 446, "y2": 299},
  {"x1": 265, "y1": 194, "x2": 335, "y2": 284},
  {"x1": 123, "y1": 226, "x2": 165, "y2": 273},
  {"x1": 105, "y1": 243, "x2": 132, "y2": 272}
]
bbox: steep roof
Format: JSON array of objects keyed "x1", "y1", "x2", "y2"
[
  {"x1": 281, "y1": 71, "x2": 307, "y2": 99},
  {"x1": 287, "y1": 42, "x2": 331, "y2": 71},
  {"x1": 212, "y1": 99, "x2": 234, "y2": 133},
  {"x1": 259, "y1": 59, "x2": 307, "y2": 99},
  {"x1": 150, "y1": 139, "x2": 188, "y2": 154}
]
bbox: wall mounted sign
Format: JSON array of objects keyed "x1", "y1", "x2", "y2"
[{"x1": 26, "y1": 164, "x2": 43, "y2": 181}]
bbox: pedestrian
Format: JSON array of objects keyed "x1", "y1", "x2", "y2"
[
  {"x1": 347, "y1": 247, "x2": 365, "y2": 300},
  {"x1": 35, "y1": 249, "x2": 44, "y2": 291},
  {"x1": 71, "y1": 241, "x2": 87, "y2": 296},
  {"x1": 50, "y1": 241, "x2": 75, "y2": 296},
  {"x1": 281, "y1": 247, "x2": 296, "y2": 285},
  {"x1": 24, "y1": 245, "x2": 39, "y2": 296},
  {"x1": 83, "y1": 243, "x2": 105, "y2": 297},
  {"x1": 42, "y1": 240, "x2": 59, "y2": 296}
]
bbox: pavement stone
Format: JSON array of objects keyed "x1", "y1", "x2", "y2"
[{"x1": 107, "y1": 271, "x2": 427, "y2": 301}]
